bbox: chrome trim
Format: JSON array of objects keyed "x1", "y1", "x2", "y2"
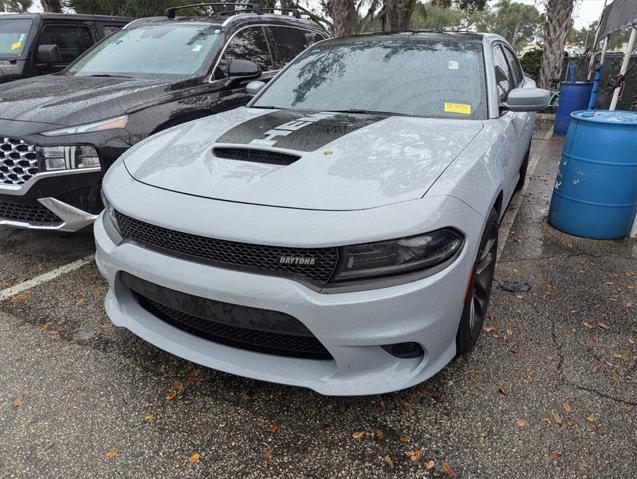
[
  {"x1": 0, "y1": 197, "x2": 98, "y2": 232},
  {"x1": 0, "y1": 167, "x2": 102, "y2": 196}
]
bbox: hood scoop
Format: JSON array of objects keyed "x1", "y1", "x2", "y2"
[{"x1": 213, "y1": 147, "x2": 300, "y2": 166}]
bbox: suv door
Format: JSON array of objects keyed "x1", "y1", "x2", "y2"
[{"x1": 36, "y1": 22, "x2": 95, "y2": 74}]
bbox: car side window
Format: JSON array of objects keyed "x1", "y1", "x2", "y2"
[
  {"x1": 502, "y1": 46, "x2": 523, "y2": 87},
  {"x1": 39, "y1": 24, "x2": 94, "y2": 63},
  {"x1": 492, "y1": 44, "x2": 513, "y2": 101},
  {"x1": 267, "y1": 27, "x2": 309, "y2": 69},
  {"x1": 102, "y1": 25, "x2": 124, "y2": 38},
  {"x1": 214, "y1": 26, "x2": 273, "y2": 79}
]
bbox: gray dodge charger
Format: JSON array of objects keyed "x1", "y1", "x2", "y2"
[{"x1": 95, "y1": 32, "x2": 549, "y2": 395}]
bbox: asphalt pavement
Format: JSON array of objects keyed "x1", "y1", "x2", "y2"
[{"x1": 0, "y1": 128, "x2": 635, "y2": 478}]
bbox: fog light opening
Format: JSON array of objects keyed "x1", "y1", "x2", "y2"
[{"x1": 381, "y1": 342, "x2": 424, "y2": 359}]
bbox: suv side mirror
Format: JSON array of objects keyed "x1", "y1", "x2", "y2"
[
  {"x1": 502, "y1": 87, "x2": 550, "y2": 112},
  {"x1": 37, "y1": 44, "x2": 62, "y2": 64},
  {"x1": 228, "y1": 59, "x2": 261, "y2": 79}
]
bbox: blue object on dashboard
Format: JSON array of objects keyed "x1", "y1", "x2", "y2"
[
  {"x1": 554, "y1": 82, "x2": 593, "y2": 133},
  {"x1": 549, "y1": 110, "x2": 637, "y2": 239}
]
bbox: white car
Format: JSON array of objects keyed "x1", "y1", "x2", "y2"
[{"x1": 95, "y1": 32, "x2": 548, "y2": 395}]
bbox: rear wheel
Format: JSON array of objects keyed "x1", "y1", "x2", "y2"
[{"x1": 456, "y1": 208, "x2": 499, "y2": 354}]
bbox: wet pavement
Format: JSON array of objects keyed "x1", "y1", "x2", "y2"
[{"x1": 0, "y1": 128, "x2": 635, "y2": 478}]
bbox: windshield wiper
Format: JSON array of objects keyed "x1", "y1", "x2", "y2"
[
  {"x1": 327, "y1": 109, "x2": 411, "y2": 117},
  {"x1": 84, "y1": 74, "x2": 134, "y2": 79}
]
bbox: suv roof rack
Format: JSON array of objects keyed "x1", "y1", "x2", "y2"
[{"x1": 164, "y1": 3, "x2": 263, "y2": 19}]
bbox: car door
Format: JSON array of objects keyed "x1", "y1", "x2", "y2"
[
  {"x1": 211, "y1": 25, "x2": 276, "y2": 113},
  {"x1": 36, "y1": 22, "x2": 96, "y2": 74},
  {"x1": 491, "y1": 42, "x2": 523, "y2": 205}
]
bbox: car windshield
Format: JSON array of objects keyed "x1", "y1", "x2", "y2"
[
  {"x1": 0, "y1": 19, "x2": 32, "y2": 58},
  {"x1": 67, "y1": 24, "x2": 221, "y2": 79},
  {"x1": 253, "y1": 37, "x2": 487, "y2": 120}
]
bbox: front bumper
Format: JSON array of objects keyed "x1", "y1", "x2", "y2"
[{"x1": 95, "y1": 207, "x2": 479, "y2": 395}]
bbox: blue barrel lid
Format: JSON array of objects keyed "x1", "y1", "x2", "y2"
[{"x1": 570, "y1": 110, "x2": 637, "y2": 125}]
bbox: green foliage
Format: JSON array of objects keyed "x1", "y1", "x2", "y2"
[
  {"x1": 64, "y1": 0, "x2": 206, "y2": 17},
  {"x1": 431, "y1": 0, "x2": 487, "y2": 10},
  {"x1": 519, "y1": 47, "x2": 542, "y2": 79},
  {"x1": 0, "y1": 0, "x2": 32, "y2": 12},
  {"x1": 490, "y1": 0, "x2": 542, "y2": 51}
]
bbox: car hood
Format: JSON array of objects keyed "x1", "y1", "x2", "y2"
[
  {"x1": 0, "y1": 74, "x2": 172, "y2": 127},
  {"x1": 124, "y1": 108, "x2": 484, "y2": 211}
]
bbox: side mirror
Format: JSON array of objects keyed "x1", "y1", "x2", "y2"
[
  {"x1": 246, "y1": 80, "x2": 265, "y2": 96},
  {"x1": 37, "y1": 44, "x2": 62, "y2": 64},
  {"x1": 228, "y1": 59, "x2": 260, "y2": 79},
  {"x1": 503, "y1": 87, "x2": 550, "y2": 112}
]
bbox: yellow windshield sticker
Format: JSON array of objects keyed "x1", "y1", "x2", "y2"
[
  {"x1": 444, "y1": 102, "x2": 471, "y2": 115},
  {"x1": 11, "y1": 40, "x2": 23, "y2": 50}
]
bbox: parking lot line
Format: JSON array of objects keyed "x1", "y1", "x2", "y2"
[{"x1": 0, "y1": 255, "x2": 95, "y2": 302}]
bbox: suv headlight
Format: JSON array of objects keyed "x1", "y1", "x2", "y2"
[
  {"x1": 40, "y1": 145, "x2": 100, "y2": 171},
  {"x1": 333, "y1": 228, "x2": 464, "y2": 282},
  {"x1": 41, "y1": 115, "x2": 128, "y2": 137}
]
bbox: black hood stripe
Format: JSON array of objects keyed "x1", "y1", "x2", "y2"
[{"x1": 215, "y1": 110, "x2": 386, "y2": 152}]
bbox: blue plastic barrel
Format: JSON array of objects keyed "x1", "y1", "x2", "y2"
[
  {"x1": 554, "y1": 82, "x2": 593, "y2": 133},
  {"x1": 549, "y1": 110, "x2": 637, "y2": 239}
]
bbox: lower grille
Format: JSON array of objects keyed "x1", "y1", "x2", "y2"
[
  {"x1": 0, "y1": 199, "x2": 60, "y2": 224},
  {"x1": 115, "y1": 212, "x2": 339, "y2": 284},
  {"x1": 122, "y1": 272, "x2": 332, "y2": 360}
]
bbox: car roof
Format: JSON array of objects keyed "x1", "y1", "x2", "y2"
[
  {"x1": 126, "y1": 12, "x2": 324, "y2": 31},
  {"x1": 1, "y1": 13, "x2": 133, "y2": 22}
]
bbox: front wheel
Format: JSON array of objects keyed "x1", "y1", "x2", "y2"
[{"x1": 456, "y1": 208, "x2": 499, "y2": 354}]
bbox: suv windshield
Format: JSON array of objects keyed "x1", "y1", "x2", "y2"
[
  {"x1": 67, "y1": 24, "x2": 221, "y2": 79},
  {"x1": 253, "y1": 38, "x2": 487, "y2": 119},
  {"x1": 0, "y1": 19, "x2": 32, "y2": 58}
]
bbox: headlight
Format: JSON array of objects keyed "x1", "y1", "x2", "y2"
[
  {"x1": 101, "y1": 189, "x2": 120, "y2": 233},
  {"x1": 40, "y1": 145, "x2": 100, "y2": 171},
  {"x1": 333, "y1": 228, "x2": 464, "y2": 282},
  {"x1": 41, "y1": 115, "x2": 128, "y2": 137}
]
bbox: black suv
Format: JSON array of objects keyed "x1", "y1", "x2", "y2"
[
  {"x1": 0, "y1": 13, "x2": 133, "y2": 83},
  {"x1": 0, "y1": 4, "x2": 327, "y2": 231}
]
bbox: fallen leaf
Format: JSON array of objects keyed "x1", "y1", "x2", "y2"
[
  {"x1": 442, "y1": 461, "x2": 455, "y2": 477},
  {"x1": 13, "y1": 395, "x2": 23, "y2": 407},
  {"x1": 619, "y1": 404, "x2": 633, "y2": 413},
  {"x1": 515, "y1": 419, "x2": 527, "y2": 427},
  {"x1": 399, "y1": 434, "x2": 411, "y2": 443},
  {"x1": 266, "y1": 424, "x2": 280, "y2": 433},
  {"x1": 553, "y1": 412, "x2": 563, "y2": 425},
  {"x1": 563, "y1": 403, "x2": 572, "y2": 413},
  {"x1": 597, "y1": 322, "x2": 610, "y2": 331},
  {"x1": 144, "y1": 414, "x2": 154, "y2": 421},
  {"x1": 426, "y1": 459, "x2": 435, "y2": 470},
  {"x1": 548, "y1": 451, "x2": 561, "y2": 461},
  {"x1": 239, "y1": 393, "x2": 251, "y2": 401},
  {"x1": 12, "y1": 293, "x2": 28, "y2": 303},
  {"x1": 188, "y1": 453, "x2": 200, "y2": 464},
  {"x1": 586, "y1": 414, "x2": 597, "y2": 422},
  {"x1": 566, "y1": 418, "x2": 576, "y2": 426},
  {"x1": 506, "y1": 328, "x2": 513, "y2": 337},
  {"x1": 499, "y1": 386, "x2": 509, "y2": 396},
  {"x1": 74, "y1": 296, "x2": 85, "y2": 306},
  {"x1": 352, "y1": 431, "x2": 365, "y2": 439},
  {"x1": 165, "y1": 391, "x2": 177, "y2": 400},
  {"x1": 98, "y1": 322, "x2": 113, "y2": 329},
  {"x1": 374, "y1": 429, "x2": 385, "y2": 439},
  {"x1": 105, "y1": 450, "x2": 119, "y2": 458},
  {"x1": 263, "y1": 449, "x2": 273, "y2": 459},
  {"x1": 408, "y1": 449, "x2": 423, "y2": 461},
  {"x1": 483, "y1": 325, "x2": 496, "y2": 333},
  {"x1": 383, "y1": 454, "x2": 394, "y2": 469},
  {"x1": 186, "y1": 369, "x2": 202, "y2": 382},
  {"x1": 174, "y1": 381, "x2": 184, "y2": 391}
]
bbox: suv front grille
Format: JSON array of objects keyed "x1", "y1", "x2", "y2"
[
  {"x1": 121, "y1": 272, "x2": 332, "y2": 359},
  {"x1": 0, "y1": 137, "x2": 39, "y2": 186},
  {"x1": 0, "y1": 199, "x2": 61, "y2": 224},
  {"x1": 115, "y1": 212, "x2": 339, "y2": 284}
]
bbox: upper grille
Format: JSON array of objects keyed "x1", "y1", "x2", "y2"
[
  {"x1": 0, "y1": 199, "x2": 61, "y2": 224},
  {"x1": 0, "y1": 137, "x2": 39, "y2": 186},
  {"x1": 121, "y1": 272, "x2": 332, "y2": 360},
  {"x1": 213, "y1": 147, "x2": 300, "y2": 165},
  {"x1": 115, "y1": 212, "x2": 339, "y2": 284}
]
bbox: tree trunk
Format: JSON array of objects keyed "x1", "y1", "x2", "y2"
[
  {"x1": 40, "y1": 0, "x2": 62, "y2": 12},
  {"x1": 539, "y1": 0, "x2": 574, "y2": 89},
  {"x1": 385, "y1": 0, "x2": 416, "y2": 32},
  {"x1": 326, "y1": 0, "x2": 356, "y2": 37}
]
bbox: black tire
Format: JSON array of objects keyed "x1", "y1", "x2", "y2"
[
  {"x1": 456, "y1": 208, "x2": 499, "y2": 354},
  {"x1": 515, "y1": 146, "x2": 530, "y2": 192}
]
